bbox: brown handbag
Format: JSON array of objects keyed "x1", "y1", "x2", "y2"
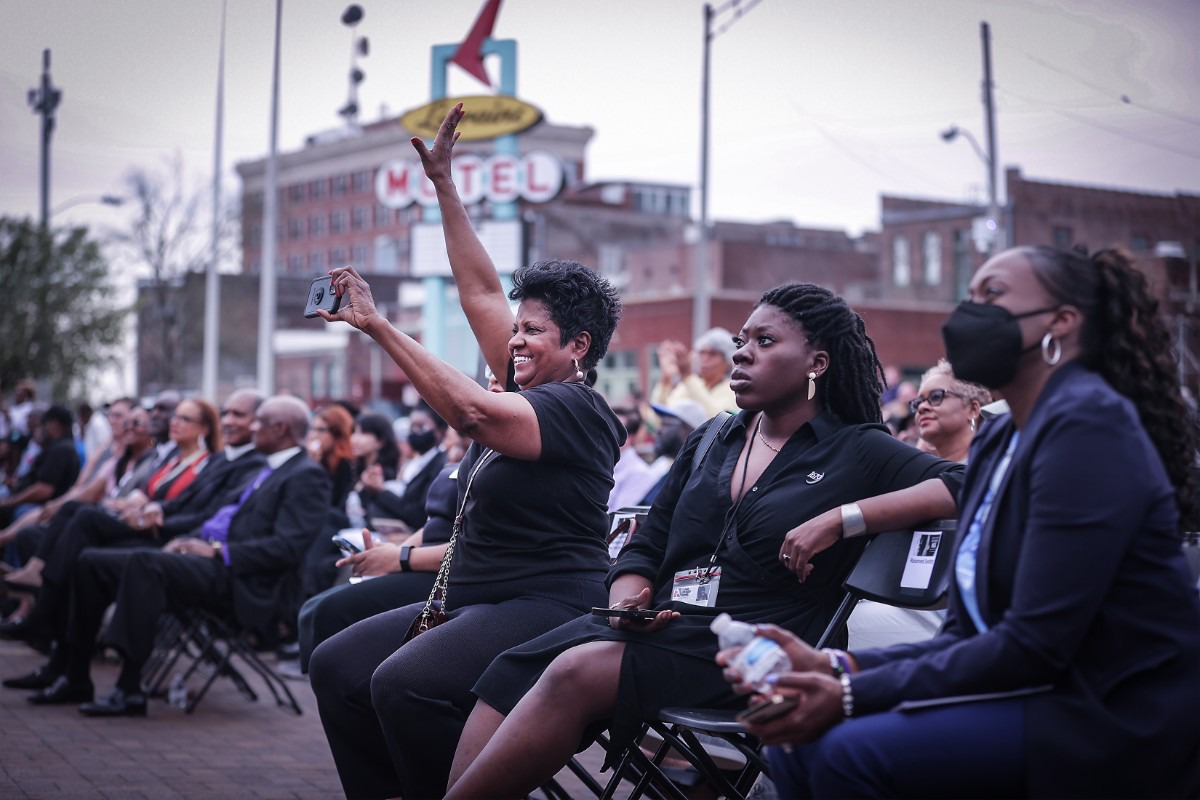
[{"x1": 404, "y1": 448, "x2": 497, "y2": 641}]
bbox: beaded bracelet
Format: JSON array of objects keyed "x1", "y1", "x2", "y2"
[
  {"x1": 839, "y1": 673, "x2": 854, "y2": 718},
  {"x1": 823, "y1": 648, "x2": 852, "y2": 677}
]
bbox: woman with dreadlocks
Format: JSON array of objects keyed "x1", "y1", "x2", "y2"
[{"x1": 440, "y1": 283, "x2": 965, "y2": 798}]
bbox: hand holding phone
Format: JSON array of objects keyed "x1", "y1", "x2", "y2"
[
  {"x1": 591, "y1": 606, "x2": 661, "y2": 623},
  {"x1": 735, "y1": 693, "x2": 798, "y2": 725},
  {"x1": 304, "y1": 276, "x2": 342, "y2": 319}
]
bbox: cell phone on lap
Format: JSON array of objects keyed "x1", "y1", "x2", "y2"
[
  {"x1": 735, "y1": 694, "x2": 798, "y2": 724},
  {"x1": 591, "y1": 607, "x2": 660, "y2": 623}
]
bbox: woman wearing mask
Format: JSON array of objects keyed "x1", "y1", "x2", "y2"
[
  {"x1": 725, "y1": 246, "x2": 1200, "y2": 798},
  {"x1": 364, "y1": 402, "x2": 449, "y2": 533}
]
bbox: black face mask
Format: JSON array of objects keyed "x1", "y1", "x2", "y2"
[
  {"x1": 941, "y1": 301, "x2": 1057, "y2": 389},
  {"x1": 407, "y1": 429, "x2": 438, "y2": 454}
]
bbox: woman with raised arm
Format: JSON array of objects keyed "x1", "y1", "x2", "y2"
[
  {"x1": 308, "y1": 104, "x2": 624, "y2": 799},
  {"x1": 726, "y1": 246, "x2": 1200, "y2": 798},
  {"x1": 442, "y1": 281, "x2": 965, "y2": 799}
]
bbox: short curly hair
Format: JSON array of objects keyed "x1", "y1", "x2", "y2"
[
  {"x1": 509, "y1": 260, "x2": 622, "y2": 371},
  {"x1": 920, "y1": 359, "x2": 991, "y2": 408}
]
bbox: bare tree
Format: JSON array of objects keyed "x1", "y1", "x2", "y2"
[{"x1": 108, "y1": 153, "x2": 237, "y2": 392}]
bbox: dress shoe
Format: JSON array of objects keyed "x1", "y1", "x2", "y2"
[
  {"x1": 79, "y1": 687, "x2": 147, "y2": 718},
  {"x1": 0, "y1": 618, "x2": 38, "y2": 641},
  {"x1": 28, "y1": 675, "x2": 93, "y2": 705},
  {"x1": 2, "y1": 666, "x2": 56, "y2": 690}
]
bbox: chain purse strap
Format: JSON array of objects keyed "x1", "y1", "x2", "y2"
[{"x1": 413, "y1": 447, "x2": 498, "y2": 633}]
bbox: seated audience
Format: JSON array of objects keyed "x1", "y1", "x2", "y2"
[
  {"x1": 726, "y1": 246, "x2": 1200, "y2": 799},
  {"x1": 308, "y1": 404, "x2": 357, "y2": 510},
  {"x1": 640, "y1": 399, "x2": 709, "y2": 505},
  {"x1": 607, "y1": 405, "x2": 653, "y2": 512},
  {"x1": 363, "y1": 401, "x2": 449, "y2": 532},
  {"x1": 9, "y1": 395, "x2": 330, "y2": 717},
  {"x1": 0, "y1": 405, "x2": 80, "y2": 530}
]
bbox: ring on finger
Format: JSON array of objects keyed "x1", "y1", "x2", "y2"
[{"x1": 782, "y1": 554, "x2": 791, "y2": 562}]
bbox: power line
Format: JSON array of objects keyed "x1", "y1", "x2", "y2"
[
  {"x1": 999, "y1": 86, "x2": 1200, "y2": 161},
  {"x1": 711, "y1": 0, "x2": 764, "y2": 39},
  {"x1": 1005, "y1": 44, "x2": 1200, "y2": 129}
]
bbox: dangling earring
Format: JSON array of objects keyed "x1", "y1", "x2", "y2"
[
  {"x1": 807, "y1": 371, "x2": 817, "y2": 401},
  {"x1": 1041, "y1": 332, "x2": 1062, "y2": 366},
  {"x1": 969, "y1": 416, "x2": 977, "y2": 432},
  {"x1": 573, "y1": 358, "x2": 584, "y2": 381}
]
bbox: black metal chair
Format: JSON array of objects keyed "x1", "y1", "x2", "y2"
[{"x1": 143, "y1": 608, "x2": 302, "y2": 715}]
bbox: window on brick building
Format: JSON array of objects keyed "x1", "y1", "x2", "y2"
[
  {"x1": 353, "y1": 170, "x2": 371, "y2": 192},
  {"x1": 310, "y1": 251, "x2": 325, "y2": 271},
  {"x1": 1053, "y1": 226, "x2": 1072, "y2": 249},
  {"x1": 892, "y1": 236, "x2": 911, "y2": 287},
  {"x1": 352, "y1": 206, "x2": 369, "y2": 231},
  {"x1": 331, "y1": 247, "x2": 347, "y2": 266},
  {"x1": 332, "y1": 174, "x2": 347, "y2": 196},
  {"x1": 310, "y1": 179, "x2": 326, "y2": 200},
  {"x1": 288, "y1": 184, "x2": 305, "y2": 203},
  {"x1": 310, "y1": 215, "x2": 325, "y2": 237},
  {"x1": 923, "y1": 232, "x2": 942, "y2": 286},
  {"x1": 1130, "y1": 233, "x2": 1151, "y2": 252},
  {"x1": 287, "y1": 254, "x2": 304, "y2": 273},
  {"x1": 330, "y1": 210, "x2": 347, "y2": 235},
  {"x1": 288, "y1": 217, "x2": 304, "y2": 241},
  {"x1": 375, "y1": 204, "x2": 393, "y2": 228},
  {"x1": 352, "y1": 244, "x2": 368, "y2": 268}
]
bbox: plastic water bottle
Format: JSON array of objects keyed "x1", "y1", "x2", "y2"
[
  {"x1": 710, "y1": 613, "x2": 791, "y2": 692},
  {"x1": 345, "y1": 490, "x2": 366, "y2": 529},
  {"x1": 168, "y1": 675, "x2": 189, "y2": 709}
]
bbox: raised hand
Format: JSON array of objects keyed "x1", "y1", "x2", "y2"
[{"x1": 411, "y1": 102, "x2": 464, "y2": 184}]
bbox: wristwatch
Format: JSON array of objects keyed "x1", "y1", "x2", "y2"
[
  {"x1": 398, "y1": 545, "x2": 413, "y2": 573},
  {"x1": 210, "y1": 540, "x2": 224, "y2": 561}
]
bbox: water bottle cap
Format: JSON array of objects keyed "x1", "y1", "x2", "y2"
[{"x1": 709, "y1": 612, "x2": 733, "y2": 633}]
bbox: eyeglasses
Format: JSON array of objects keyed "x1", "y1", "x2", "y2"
[
  {"x1": 910, "y1": 389, "x2": 966, "y2": 414},
  {"x1": 172, "y1": 413, "x2": 200, "y2": 425}
]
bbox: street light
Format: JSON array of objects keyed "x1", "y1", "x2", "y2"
[
  {"x1": 50, "y1": 193, "x2": 124, "y2": 217},
  {"x1": 940, "y1": 125, "x2": 989, "y2": 169},
  {"x1": 338, "y1": 4, "x2": 369, "y2": 126}
]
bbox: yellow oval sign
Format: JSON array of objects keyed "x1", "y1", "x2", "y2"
[{"x1": 400, "y1": 95, "x2": 544, "y2": 142}]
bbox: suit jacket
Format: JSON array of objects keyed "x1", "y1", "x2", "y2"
[
  {"x1": 161, "y1": 449, "x2": 268, "y2": 540},
  {"x1": 367, "y1": 449, "x2": 448, "y2": 531},
  {"x1": 852, "y1": 362, "x2": 1200, "y2": 798},
  {"x1": 223, "y1": 450, "x2": 331, "y2": 631}
]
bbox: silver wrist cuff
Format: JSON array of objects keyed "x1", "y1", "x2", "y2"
[{"x1": 840, "y1": 503, "x2": 867, "y2": 539}]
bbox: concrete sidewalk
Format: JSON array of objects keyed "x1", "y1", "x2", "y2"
[{"x1": 0, "y1": 639, "x2": 619, "y2": 799}]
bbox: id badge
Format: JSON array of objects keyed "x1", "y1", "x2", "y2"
[{"x1": 671, "y1": 566, "x2": 721, "y2": 607}]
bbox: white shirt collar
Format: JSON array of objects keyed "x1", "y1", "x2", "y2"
[
  {"x1": 264, "y1": 446, "x2": 303, "y2": 470},
  {"x1": 224, "y1": 442, "x2": 256, "y2": 461}
]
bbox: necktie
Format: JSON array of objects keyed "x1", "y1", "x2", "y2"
[{"x1": 200, "y1": 466, "x2": 274, "y2": 565}]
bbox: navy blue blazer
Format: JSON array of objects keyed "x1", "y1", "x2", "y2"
[
  {"x1": 223, "y1": 450, "x2": 331, "y2": 631},
  {"x1": 852, "y1": 362, "x2": 1200, "y2": 798}
]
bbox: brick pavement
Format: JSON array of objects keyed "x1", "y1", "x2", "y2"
[{"x1": 0, "y1": 639, "x2": 621, "y2": 799}]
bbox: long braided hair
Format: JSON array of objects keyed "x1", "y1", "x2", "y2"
[
  {"x1": 1023, "y1": 245, "x2": 1198, "y2": 528},
  {"x1": 757, "y1": 283, "x2": 885, "y2": 425}
]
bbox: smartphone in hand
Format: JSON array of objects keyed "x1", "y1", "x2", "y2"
[
  {"x1": 591, "y1": 606, "x2": 661, "y2": 623},
  {"x1": 304, "y1": 275, "x2": 342, "y2": 319},
  {"x1": 735, "y1": 694, "x2": 798, "y2": 724}
]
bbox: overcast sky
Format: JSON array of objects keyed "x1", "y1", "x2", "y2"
[{"x1": 2, "y1": 0, "x2": 1197, "y2": 241}]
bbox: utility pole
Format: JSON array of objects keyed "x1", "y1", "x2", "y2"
[
  {"x1": 980, "y1": 22, "x2": 1002, "y2": 250},
  {"x1": 28, "y1": 49, "x2": 62, "y2": 229},
  {"x1": 693, "y1": 3, "x2": 713, "y2": 345}
]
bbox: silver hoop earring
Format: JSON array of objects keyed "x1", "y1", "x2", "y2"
[
  {"x1": 1041, "y1": 332, "x2": 1062, "y2": 366},
  {"x1": 807, "y1": 371, "x2": 817, "y2": 401},
  {"x1": 573, "y1": 358, "x2": 584, "y2": 381}
]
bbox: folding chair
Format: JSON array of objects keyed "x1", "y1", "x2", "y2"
[
  {"x1": 143, "y1": 608, "x2": 303, "y2": 715},
  {"x1": 815, "y1": 518, "x2": 957, "y2": 649}
]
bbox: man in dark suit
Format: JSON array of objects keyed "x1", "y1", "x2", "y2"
[
  {"x1": 0, "y1": 390, "x2": 267, "y2": 648},
  {"x1": 23, "y1": 395, "x2": 330, "y2": 717}
]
